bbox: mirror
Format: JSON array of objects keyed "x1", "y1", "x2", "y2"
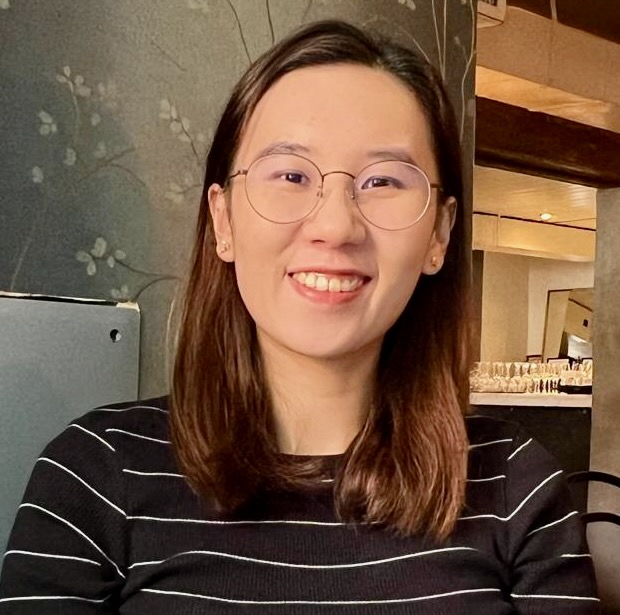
[{"x1": 542, "y1": 288, "x2": 593, "y2": 361}]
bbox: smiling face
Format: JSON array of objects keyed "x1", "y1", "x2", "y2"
[{"x1": 209, "y1": 63, "x2": 452, "y2": 363}]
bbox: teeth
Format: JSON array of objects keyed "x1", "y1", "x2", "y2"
[
  {"x1": 328, "y1": 278, "x2": 340, "y2": 292},
  {"x1": 291, "y1": 272, "x2": 365, "y2": 293}
]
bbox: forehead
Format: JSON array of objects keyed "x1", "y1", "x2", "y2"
[{"x1": 236, "y1": 63, "x2": 436, "y2": 172}]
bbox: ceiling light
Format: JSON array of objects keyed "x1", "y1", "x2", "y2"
[{"x1": 539, "y1": 212, "x2": 553, "y2": 222}]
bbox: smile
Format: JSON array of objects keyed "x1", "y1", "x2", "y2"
[{"x1": 290, "y1": 272, "x2": 366, "y2": 293}]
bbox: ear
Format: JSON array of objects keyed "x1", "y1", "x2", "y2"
[
  {"x1": 422, "y1": 196, "x2": 457, "y2": 275},
  {"x1": 208, "y1": 183, "x2": 235, "y2": 262}
]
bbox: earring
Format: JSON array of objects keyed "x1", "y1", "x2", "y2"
[
  {"x1": 431, "y1": 255, "x2": 439, "y2": 268},
  {"x1": 217, "y1": 240, "x2": 230, "y2": 254}
]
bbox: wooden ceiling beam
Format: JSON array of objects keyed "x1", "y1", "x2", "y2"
[
  {"x1": 475, "y1": 97, "x2": 620, "y2": 189},
  {"x1": 507, "y1": 0, "x2": 620, "y2": 45}
]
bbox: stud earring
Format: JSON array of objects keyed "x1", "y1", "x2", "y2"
[
  {"x1": 218, "y1": 240, "x2": 230, "y2": 254},
  {"x1": 431, "y1": 255, "x2": 439, "y2": 268}
]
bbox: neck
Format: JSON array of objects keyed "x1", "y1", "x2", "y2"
[{"x1": 259, "y1": 335, "x2": 380, "y2": 456}]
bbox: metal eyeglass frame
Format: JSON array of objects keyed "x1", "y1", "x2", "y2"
[{"x1": 226, "y1": 153, "x2": 443, "y2": 231}]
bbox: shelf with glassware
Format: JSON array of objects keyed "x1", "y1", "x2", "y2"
[{"x1": 469, "y1": 358, "x2": 592, "y2": 403}]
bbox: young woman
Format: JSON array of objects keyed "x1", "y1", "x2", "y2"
[{"x1": 0, "y1": 20, "x2": 599, "y2": 614}]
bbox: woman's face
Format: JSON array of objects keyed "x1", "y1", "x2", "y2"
[{"x1": 209, "y1": 64, "x2": 452, "y2": 362}]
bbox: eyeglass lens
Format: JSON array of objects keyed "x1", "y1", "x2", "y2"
[{"x1": 243, "y1": 154, "x2": 431, "y2": 230}]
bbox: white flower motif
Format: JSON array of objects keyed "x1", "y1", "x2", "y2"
[
  {"x1": 96, "y1": 81, "x2": 118, "y2": 110},
  {"x1": 0, "y1": 0, "x2": 10, "y2": 9},
  {"x1": 114, "y1": 249, "x2": 127, "y2": 261},
  {"x1": 94, "y1": 141, "x2": 107, "y2": 159},
  {"x1": 107, "y1": 255, "x2": 116, "y2": 268},
  {"x1": 159, "y1": 98, "x2": 172, "y2": 120},
  {"x1": 110, "y1": 285, "x2": 131, "y2": 301},
  {"x1": 64, "y1": 147, "x2": 77, "y2": 166},
  {"x1": 73, "y1": 74, "x2": 92, "y2": 97},
  {"x1": 76, "y1": 250, "x2": 97, "y2": 276},
  {"x1": 165, "y1": 182, "x2": 184, "y2": 205},
  {"x1": 31, "y1": 166, "x2": 44, "y2": 183},
  {"x1": 398, "y1": 0, "x2": 416, "y2": 9},
  {"x1": 38, "y1": 110, "x2": 58, "y2": 136},
  {"x1": 91, "y1": 237, "x2": 107, "y2": 258}
]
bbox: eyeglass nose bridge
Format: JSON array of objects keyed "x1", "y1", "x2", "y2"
[{"x1": 315, "y1": 169, "x2": 357, "y2": 203}]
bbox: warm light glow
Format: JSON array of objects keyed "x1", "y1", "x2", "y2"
[{"x1": 539, "y1": 212, "x2": 553, "y2": 222}]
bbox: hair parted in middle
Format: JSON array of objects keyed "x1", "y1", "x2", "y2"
[{"x1": 171, "y1": 19, "x2": 472, "y2": 540}]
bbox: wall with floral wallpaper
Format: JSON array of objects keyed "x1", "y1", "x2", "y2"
[{"x1": 0, "y1": 0, "x2": 475, "y2": 398}]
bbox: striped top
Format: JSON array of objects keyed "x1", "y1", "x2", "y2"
[{"x1": 0, "y1": 397, "x2": 599, "y2": 614}]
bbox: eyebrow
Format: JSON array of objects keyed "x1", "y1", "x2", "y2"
[
  {"x1": 255, "y1": 141, "x2": 312, "y2": 158},
  {"x1": 365, "y1": 147, "x2": 421, "y2": 166},
  {"x1": 252, "y1": 142, "x2": 422, "y2": 167}
]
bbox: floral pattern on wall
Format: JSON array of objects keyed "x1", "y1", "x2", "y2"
[{"x1": 0, "y1": 0, "x2": 475, "y2": 397}]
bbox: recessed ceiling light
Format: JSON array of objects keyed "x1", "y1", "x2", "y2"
[{"x1": 539, "y1": 212, "x2": 553, "y2": 222}]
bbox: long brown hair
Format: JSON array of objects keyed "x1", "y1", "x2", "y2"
[{"x1": 171, "y1": 20, "x2": 471, "y2": 539}]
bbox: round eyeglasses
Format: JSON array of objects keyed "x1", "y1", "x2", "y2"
[{"x1": 226, "y1": 153, "x2": 442, "y2": 231}]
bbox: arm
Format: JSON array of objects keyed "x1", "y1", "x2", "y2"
[
  {"x1": 0, "y1": 415, "x2": 126, "y2": 613},
  {"x1": 505, "y1": 428, "x2": 600, "y2": 614}
]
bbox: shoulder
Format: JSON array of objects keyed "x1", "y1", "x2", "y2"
[
  {"x1": 464, "y1": 414, "x2": 556, "y2": 483},
  {"x1": 40, "y1": 396, "x2": 171, "y2": 470},
  {"x1": 66, "y1": 396, "x2": 169, "y2": 440}
]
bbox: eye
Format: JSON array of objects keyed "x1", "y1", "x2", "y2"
[
  {"x1": 279, "y1": 171, "x2": 307, "y2": 185},
  {"x1": 360, "y1": 175, "x2": 403, "y2": 190}
]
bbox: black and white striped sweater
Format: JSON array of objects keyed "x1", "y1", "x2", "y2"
[{"x1": 0, "y1": 397, "x2": 599, "y2": 614}]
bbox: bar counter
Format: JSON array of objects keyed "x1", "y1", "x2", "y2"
[
  {"x1": 470, "y1": 392, "x2": 592, "y2": 407},
  {"x1": 469, "y1": 392, "x2": 592, "y2": 510}
]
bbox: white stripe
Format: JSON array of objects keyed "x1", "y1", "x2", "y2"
[
  {"x1": 320, "y1": 478, "x2": 335, "y2": 483},
  {"x1": 129, "y1": 546, "x2": 478, "y2": 571},
  {"x1": 96, "y1": 404, "x2": 167, "y2": 414},
  {"x1": 508, "y1": 438, "x2": 533, "y2": 461},
  {"x1": 105, "y1": 428, "x2": 170, "y2": 444},
  {"x1": 127, "y1": 515, "x2": 346, "y2": 526},
  {"x1": 467, "y1": 475, "x2": 506, "y2": 483},
  {"x1": 526, "y1": 511, "x2": 579, "y2": 537},
  {"x1": 67, "y1": 424, "x2": 115, "y2": 452},
  {"x1": 122, "y1": 469, "x2": 185, "y2": 478},
  {"x1": 469, "y1": 438, "x2": 513, "y2": 450},
  {"x1": 459, "y1": 470, "x2": 563, "y2": 521},
  {"x1": 0, "y1": 595, "x2": 107, "y2": 604},
  {"x1": 18, "y1": 503, "x2": 125, "y2": 579},
  {"x1": 511, "y1": 593, "x2": 599, "y2": 602},
  {"x1": 561, "y1": 553, "x2": 592, "y2": 559},
  {"x1": 38, "y1": 458, "x2": 126, "y2": 516},
  {"x1": 141, "y1": 587, "x2": 501, "y2": 605},
  {"x1": 3, "y1": 550, "x2": 101, "y2": 566}
]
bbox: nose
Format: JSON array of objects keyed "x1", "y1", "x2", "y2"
[{"x1": 302, "y1": 173, "x2": 366, "y2": 246}]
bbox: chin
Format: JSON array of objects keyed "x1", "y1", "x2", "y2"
[{"x1": 281, "y1": 331, "x2": 379, "y2": 361}]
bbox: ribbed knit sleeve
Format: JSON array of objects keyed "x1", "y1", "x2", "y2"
[
  {"x1": 0, "y1": 411, "x2": 127, "y2": 613},
  {"x1": 504, "y1": 426, "x2": 600, "y2": 614}
]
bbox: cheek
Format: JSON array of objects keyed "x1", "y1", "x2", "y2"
[{"x1": 374, "y1": 233, "x2": 432, "y2": 313}]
